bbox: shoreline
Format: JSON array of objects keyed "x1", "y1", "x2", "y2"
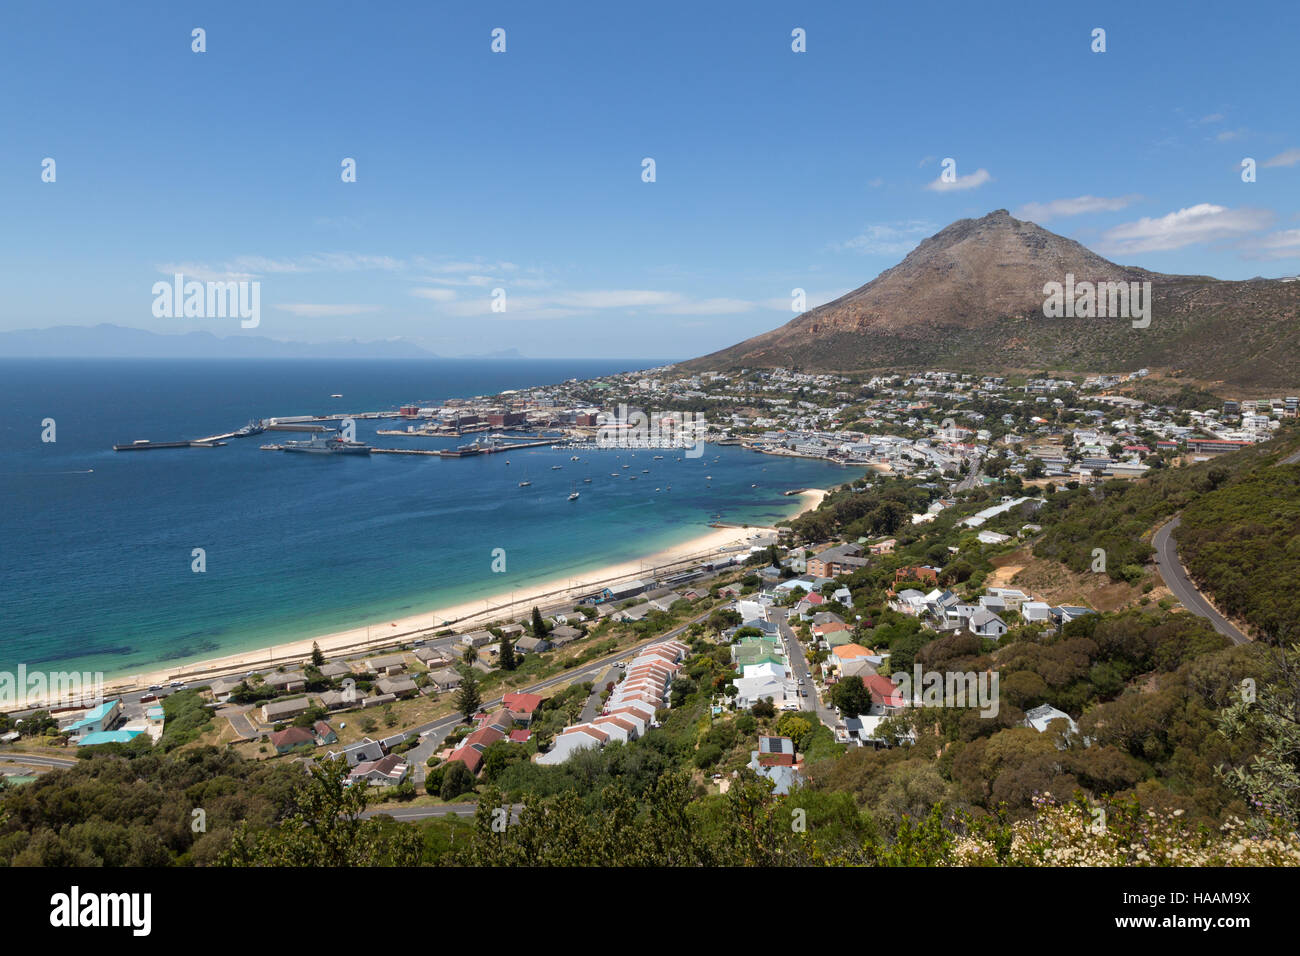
[{"x1": 98, "y1": 489, "x2": 828, "y2": 697}]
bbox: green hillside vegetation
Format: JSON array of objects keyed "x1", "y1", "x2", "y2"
[{"x1": 1178, "y1": 465, "x2": 1300, "y2": 638}]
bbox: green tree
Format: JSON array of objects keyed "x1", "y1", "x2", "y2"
[
  {"x1": 830, "y1": 675, "x2": 872, "y2": 718},
  {"x1": 219, "y1": 757, "x2": 421, "y2": 866},
  {"x1": 441, "y1": 760, "x2": 476, "y2": 801},
  {"x1": 1217, "y1": 644, "x2": 1300, "y2": 831},
  {"x1": 310, "y1": 641, "x2": 325, "y2": 667},
  {"x1": 499, "y1": 637, "x2": 516, "y2": 672},
  {"x1": 454, "y1": 668, "x2": 482, "y2": 722},
  {"x1": 532, "y1": 606, "x2": 549, "y2": 637}
]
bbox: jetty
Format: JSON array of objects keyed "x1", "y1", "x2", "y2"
[{"x1": 113, "y1": 439, "x2": 228, "y2": 451}]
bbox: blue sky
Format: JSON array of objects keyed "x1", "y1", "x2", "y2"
[{"x1": 2, "y1": 1, "x2": 1298, "y2": 358}]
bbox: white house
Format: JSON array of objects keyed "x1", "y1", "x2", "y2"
[
  {"x1": 536, "y1": 724, "x2": 608, "y2": 765},
  {"x1": 968, "y1": 609, "x2": 1008, "y2": 639},
  {"x1": 733, "y1": 661, "x2": 794, "y2": 708},
  {"x1": 1022, "y1": 601, "x2": 1053, "y2": 623}
]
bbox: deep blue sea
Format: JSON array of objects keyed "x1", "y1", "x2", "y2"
[{"x1": 0, "y1": 359, "x2": 852, "y2": 679}]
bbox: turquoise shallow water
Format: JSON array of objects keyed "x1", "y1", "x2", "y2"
[{"x1": 0, "y1": 358, "x2": 852, "y2": 680}]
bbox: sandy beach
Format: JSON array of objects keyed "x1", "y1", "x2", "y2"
[{"x1": 103, "y1": 489, "x2": 828, "y2": 694}]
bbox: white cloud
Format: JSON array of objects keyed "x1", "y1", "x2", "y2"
[
  {"x1": 1237, "y1": 229, "x2": 1300, "y2": 261},
  {"x1": 437, "y1": 289, "x2": 759, "y2": 320},
  {"x1": 1263, "y1": 148, "x2": 1300, "y2": 168},
  {"x1": 925, "y1": 168, "x2": 992, "y2": 192},
  {"x1": 410, "y1": 287, "x2": 457, "y2": 302},
  {"x1": 1098, "y1": 203, "x2": 1274, "y2": 255},
  {"x1": 155, "y1": 262, "x2": 257, "y2": 282},
  {"x1": 1014, "y1": 195, "x2": 1140, "y2": 222},
  {"x1": 275, "y1": 304, "x2": 383, "y2": 317},
  {"x1": 1215, "y1": 128, "x2": 1246, "y2": 142},
  {"x1": 657, "y1": 297, "x2": 753, "y2": 315},
  {"x1": 831, "y1": 221, "x2": 935, "y2": 255}
]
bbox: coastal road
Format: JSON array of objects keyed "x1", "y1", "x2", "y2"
[
  {"x1": 360, "y1": 802, "x2": 522, "y2": 823},
  {"x1": 1152, "y1": 517, "x2": 1248, "y2": 645},
  {"x1": 0, "y1": 753, "x2": 77, "y2": 769}
]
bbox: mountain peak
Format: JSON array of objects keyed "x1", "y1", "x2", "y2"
[{"x1": 682, "y1": 213, "x2": 1300, "y2": 388}]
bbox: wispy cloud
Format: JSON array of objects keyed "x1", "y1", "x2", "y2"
[
  {"x1": 1263, "y1": 148, "x2": 1300, "y2": 168},
  {"x1": 1098, "y1": 203, "x2": 1274, "y2": 255},
  {"x1": 1237, "y1": 229, "x2": 1300, "y2": 261},
  {"x1": 831, "y1": 221, "x2": 935, "y2": 255},
  {"x1": 155, "y1": 262, "x2": 258, "y2": 282},
  {"x1": 925, "y1": 168, "x2": 992, "y2": 192},
  {"x1": 410, "y1": 287, "x2": 458, "y2": 302},
  {"x1": 438, "y1": 289, "x2": 758, "y2": 320},
  {"x1": 1215, "y1": 128, "x2": 1247, "y2": 142},
  {"x1": 1014, "y1": 194, "x2": 1140, "y2": 222}
]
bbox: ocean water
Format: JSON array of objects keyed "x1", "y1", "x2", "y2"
[{"x1": 0, "y1": 359, "x2": 852, "y2": 679}]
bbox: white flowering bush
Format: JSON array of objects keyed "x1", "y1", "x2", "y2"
[{"x1": 950, "y1": 793, "x2": 1300, "y2": 867}]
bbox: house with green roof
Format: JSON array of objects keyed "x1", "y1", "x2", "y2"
[
  {"x1": 62, "y1": 698, "x2": 123, "y2": 736},
  {"x1": 76, "y1": 728, "x2": 143, "y2": 747},
  {"x1": 732, "y1": 636, "x2": 784, "y2": 669}
]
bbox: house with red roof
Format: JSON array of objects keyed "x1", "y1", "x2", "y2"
[
  {"x1": 863, "y1": 674, "x2": 905, "y2": 713},
  {"x1": 502, "y1": 691, "x2": 544, "y2": 722}
]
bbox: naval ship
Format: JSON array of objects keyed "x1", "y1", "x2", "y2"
[{"x1": 280, "y1": 429, "x2": 371, "y2": 455}]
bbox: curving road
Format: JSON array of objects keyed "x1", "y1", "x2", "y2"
[
  {"x1": 1152, "y1": 517, "x2": 1248, "y2": 645},
  {"x1": 360, "y1": 801, "x2": 522, "y2": 823},
  {"x1": 0, "y1": 752, "x2": 78, "y2": 769}
]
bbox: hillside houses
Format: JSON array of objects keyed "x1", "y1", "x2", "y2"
[
  {"x1": 748, "y1": 735, "x2": 805, "y2": 794},
  {"x1": 536, "y1": 639, "x2": 688, "y2": 765}
]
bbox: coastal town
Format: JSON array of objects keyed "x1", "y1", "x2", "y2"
[{"x1": 8, "y1": 362, "x2": 1289, "y2": 809}]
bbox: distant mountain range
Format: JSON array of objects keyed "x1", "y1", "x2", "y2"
[
  {"x1": 0, "y1": 324, "x2": 524, "y2": 360},
  {"x1": 685, "y1": 210, "x2": 1299, "y2": 389}
]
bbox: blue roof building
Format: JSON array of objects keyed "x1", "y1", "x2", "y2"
[
  {"x1": 76, "y1": 729, "x2": 142, "y2": 747},
  {"x1": 65, "y1": 698, "x2": 122, "y2": 735}
]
